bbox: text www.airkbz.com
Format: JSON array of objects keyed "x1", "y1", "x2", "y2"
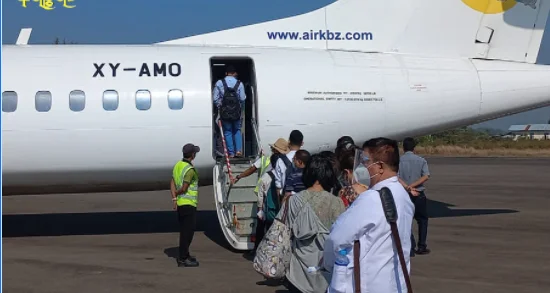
[{"x1": 267, "y1": 30, "x2": 373, "y2": 41}]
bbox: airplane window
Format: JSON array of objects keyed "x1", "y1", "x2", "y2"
[
  {"x1": 2, "y1": 91, "x2": 18, "y2": 112},
  {"x1": 69, "y1": 90, "x2": 86, "y2": 112},
  {"x1": 35, "y1": 91, "x2": 52, "y2": 112},
  {"x1": 167, "y1": 89, "x2": 184, "y2": 110},
  {"x1": 135, "y1": 90, "x2": 151, "y2": 111},
  {"x1": 103, "y1": 90, "x2": 119, "y2": 111}
]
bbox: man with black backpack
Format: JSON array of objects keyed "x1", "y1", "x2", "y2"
[{"x1": 213, "y1": 65, "x2": 246, "y2": 158}]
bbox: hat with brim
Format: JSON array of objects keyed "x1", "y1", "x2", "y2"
[
  {"x1": 269, "y1": 138, "x2": 290, "y2": 154},
  {"x1": 182, "y1": 143, "x2": 200, "y2": 156}
]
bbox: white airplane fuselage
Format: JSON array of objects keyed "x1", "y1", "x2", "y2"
[
  {"x1": 3, "y1": 44, "x2": 550, "y2": 194},
  {"x1": 5, "y1": 0, "x2": 550, "y2": 251}
]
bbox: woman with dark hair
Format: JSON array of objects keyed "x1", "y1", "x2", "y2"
[
  {"x1": 318, "y1": 151, "x2": 341, "y2": 196},
  {"x1": 319, "y1": 151, "x2": 339, "y2": 173},
  {"x1": 278, "y1": 154, "x2": 346, "y2": 293},
  {"x1": 337, "y1": 149, "x2": 368, "y2": 208}
]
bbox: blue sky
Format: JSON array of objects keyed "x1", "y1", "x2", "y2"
[{"x1": 2, "y1": 0, "x2": 549, "y2": 130}]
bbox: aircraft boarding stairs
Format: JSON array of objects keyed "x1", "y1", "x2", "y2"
[
  {"x1": 216, "y1": 156, "x2": 261, "y2": 250},
  {"x1": 214, "y1": 112, "x2": 264, "y2": 250}
]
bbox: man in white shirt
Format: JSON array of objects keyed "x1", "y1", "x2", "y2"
[
  {"x1": 324, "y1": 137, "x2": 415, "y2": 293},
  {"x1": 274, "y1": 130, "x2": 304, "y2": 199}
]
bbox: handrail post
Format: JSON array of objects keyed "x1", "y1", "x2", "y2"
[{"x1": 217, "y1": 118, "x2": 234, "y2": 182}]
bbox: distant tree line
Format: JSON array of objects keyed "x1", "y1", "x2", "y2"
[{"x1": 416, "y1": 126, "x2": 495, "y2": 146}]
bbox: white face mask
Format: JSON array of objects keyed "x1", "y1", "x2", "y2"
[
  {"x1": 351, "y1": 150, "x2": 381, "y2": 187},
  {"x1": 354, "y1": 163, "x2": 379, "y2": 187}
]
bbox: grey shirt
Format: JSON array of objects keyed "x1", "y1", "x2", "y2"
[{"x1": 398, "y1": 151, "x2": 430, "y2": 191}]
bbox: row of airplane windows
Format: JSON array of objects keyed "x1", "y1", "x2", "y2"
[{"x1": 1, "y1": 89, "x2": 185, "y2": 113}]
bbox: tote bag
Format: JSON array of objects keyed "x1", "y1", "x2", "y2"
[{"x1": 253, "y1": 197, "x2": 291, "y2": 279}]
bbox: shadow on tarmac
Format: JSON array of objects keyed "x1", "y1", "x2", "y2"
[
  {"x1": 427, "y1": 199, "x2": 518, "y2": 218},
  {"x1": 2, "y1": 199, "x2": 518, "y2": 242},
  {"x1": 2, "y1": 210, "x2": 231, "y2": 250}
]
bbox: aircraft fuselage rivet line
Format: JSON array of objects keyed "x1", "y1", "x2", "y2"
[{"x1": 93, "y1": 62, "x2": 182, "y2": 78}]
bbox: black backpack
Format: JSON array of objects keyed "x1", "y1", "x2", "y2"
[
  {"x1": 279, "y1": 155, "x2": 293, "y2": 192},
  {"x1": 219, "y1": 78, "x2": 242, "y2": 121}
]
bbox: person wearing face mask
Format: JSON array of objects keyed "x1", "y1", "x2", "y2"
[
  {"x1": 333, "y1": 136, "x2": 357, "y2": 196},
  {"x1": 323, "y1": 137, "x2": 415, "y2": 293},
  {"x1": 337, "y1": 149, "x2": 368, "y2": 208}
]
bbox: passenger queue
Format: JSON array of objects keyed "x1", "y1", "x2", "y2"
[{"x1": 170, "y1": 65, "x2": 432, "y2": 293}]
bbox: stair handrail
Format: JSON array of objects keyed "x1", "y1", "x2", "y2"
[
  {"x1": 217, "y1": 117, "x2": 234, "y2": 183},
  {"x1": 250, "y1": 117, "x2": 263, "y2": 160}
]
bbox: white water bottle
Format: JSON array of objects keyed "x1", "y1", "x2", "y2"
[{"x1": 329, "y1": 248, "x2": 350, "y2": 293}]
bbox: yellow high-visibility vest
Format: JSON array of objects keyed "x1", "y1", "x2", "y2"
[
  {"x1": 173, "y1": 160, "x2": 199, "y2": 207},
  {"x1": 254, "y1": 155, "x2": 271, "y2": 193}
]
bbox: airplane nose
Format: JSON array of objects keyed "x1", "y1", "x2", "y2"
[{"x1": 472, "y1": 59, "x2": 550, "y2": 120}]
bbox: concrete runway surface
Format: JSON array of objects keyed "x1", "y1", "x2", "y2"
[{"x1": 3, "y1": 158, "x2": 550, "y2": 293}]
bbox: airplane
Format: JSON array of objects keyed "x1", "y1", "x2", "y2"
[{"x1": 2, "y1": 0, "x2": 550, "y2": 250}]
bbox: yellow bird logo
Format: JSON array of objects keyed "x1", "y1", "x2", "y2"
[{"x1": 462, "y1": 0, "x2": 537, "y2": 14}]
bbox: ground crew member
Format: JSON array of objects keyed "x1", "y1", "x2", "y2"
[
  {"x1": 398, "y1": 137, "x2": 431, "y2": 256},
  {"x1": 231, "y1": 150, "x2": 272, "y2": 191},
  {"x1": 170, "y1": 143, "x2": 201, "y2": 267}
]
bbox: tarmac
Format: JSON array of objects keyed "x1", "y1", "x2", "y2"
[{"x1": 3, "y1": 157, "x2": 550, "y2": 293}]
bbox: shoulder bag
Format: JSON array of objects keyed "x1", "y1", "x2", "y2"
[
  {"x1": 351, "y1": 187, "x2": 413, "y2": 293},
  {"x1": 253, "y1": 196, "x2": 292, "y2": 279}
]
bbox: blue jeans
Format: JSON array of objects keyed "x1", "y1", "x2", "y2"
[{"x1": 221, "y1": 119, "x2": 242, "y2": 156}]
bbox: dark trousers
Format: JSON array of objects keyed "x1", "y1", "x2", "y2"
[
  {"x1": 177, "y1": 205, "x2": 197, "y2": 260},
  {"x1": 284, "y1": 279, "x2": 303, "y2": 293},
  {"x1": 410, "y1": 191, "x2": 428, "y2": 251},
  {"x1": 253, "y1": 218, "x2": 274, "y2": 250}
]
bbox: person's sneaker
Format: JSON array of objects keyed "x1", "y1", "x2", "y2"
[
  {"x1": 177, "y1": 257, "x2": 199, "y2": 267},
  {"x1": 416, "y1": 248, "x2": 431, "y2": 255}
]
